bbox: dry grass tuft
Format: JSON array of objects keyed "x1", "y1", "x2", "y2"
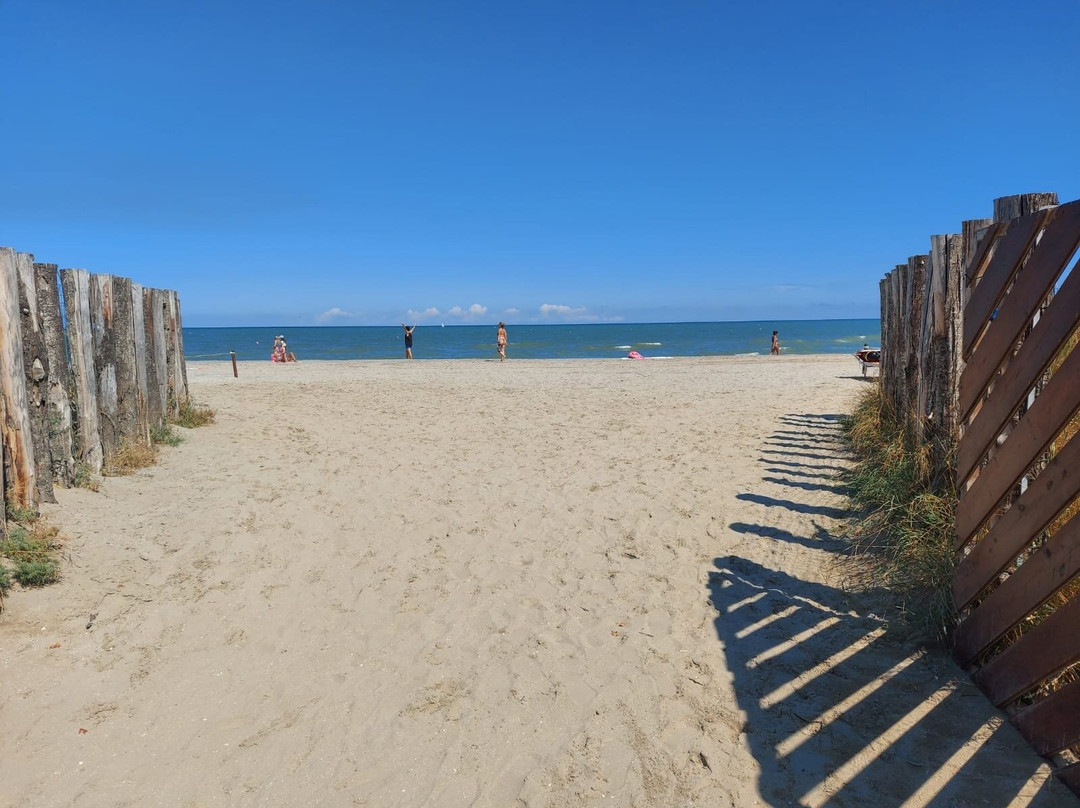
[
  {"x1": 103, "y1": 442, "x2": 158, "y2": 476},
  {"x1": 172, "y1": 399, "x2": 215, "y2": 429}
]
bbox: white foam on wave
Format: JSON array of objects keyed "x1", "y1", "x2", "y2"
[
  {"x1": 615, "y1": 345, "x2": 631, "y2": 350},
  {"x1": 640, "y1": 342, "x2": 662, "y2": 346},
  {"x1": 735, "y1": 352, "x2": 761, "y2": 357}
]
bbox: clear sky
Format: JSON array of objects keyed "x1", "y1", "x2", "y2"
[{"x1": 2, "y1": 1, "x2": 1077, "y2": 327}]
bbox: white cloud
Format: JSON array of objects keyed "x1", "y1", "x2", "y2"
[
  {"x1": 539, "y1": 303, "x2": 588, "y2": 317},
  {"x1": 406, "y1": 307, "x2": 440, "y2": 320},
  {"x1": 504, "y1": 307, "x2": 519, "y2": 315},
  {"x1": 445, "y1": 303, "x2": 488, "y2": 320},
  {"x1": 316, "y1": 307, "x2": 353, "y2": 323}
]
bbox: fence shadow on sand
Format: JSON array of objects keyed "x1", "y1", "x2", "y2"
[{"x1": 709, "y1": 413, "x2": 1074, "y2": 807}]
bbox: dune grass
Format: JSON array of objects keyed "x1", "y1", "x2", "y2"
[
  {"x1": 171, "y1": 399, "x2": 215, "y2": 429},
  {"x1": 103, "y1": 441, "x2": 159, "y2": 476},
  {"x1": 102, "y1": 413, "x2": 201, "y2": 477},
  {"x1": 151, "y1": 423, "x2": 184, "y2": 446},
  {"x1": 840, "y1": 384, "x2": 957, "y2": 641},
  {"x1": 0, "y1": 511, "x2": 64, "y2": 607}
]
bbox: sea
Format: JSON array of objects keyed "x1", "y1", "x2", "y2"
[{"x1": 183, "y1": 319, "x2": 881, "y2": 362}]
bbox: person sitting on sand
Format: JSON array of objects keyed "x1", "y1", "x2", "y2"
[
  {"x1": 402, "y1": 323, "x2": 416, "y2": 359},
  {"x1": 282, "y1": 338, "x2": 298, "y2": 362},
  {"x1": 271, "y1": 335, "x2": 298, "y2": 363},
  {"x1": 497, "y1": 322, "x2": 507, "y2": 361}
]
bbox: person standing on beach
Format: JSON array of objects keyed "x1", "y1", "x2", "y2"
[
  {"x1": 497, "y1": 322, "x2": 507, "y2": 361},
  {"x1": 770, "y1": 330, "x2": 781, "y2": 355},
  {"x1": 402, "y1": 323, "x2": 416, "y2": 359}
]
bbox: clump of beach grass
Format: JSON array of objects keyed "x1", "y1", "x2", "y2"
[
  {"x1": 0, "y1": 564, "x2": 11, "y2": 600},
  {"x1": 151, "y1": 423, "x2": 184, "y2": 446},
  {"x1": 73, "y1": 460, "x2": 101, "y2": 492},
  {"x1": 103, "y1": 441, "x2": 158, "y2": 477},
  {"x1": 839, "y1": 383, "x2": 957, "y2": 641},
  {"x1": 0, "y1": 520, "x2": 64, "y2": 604},
  {"x1": 5, "y1": 499, "x2": 40, "y2": 524},
  {"x1": 171, "y1": 399, "x2": 215, "y2": 429}
]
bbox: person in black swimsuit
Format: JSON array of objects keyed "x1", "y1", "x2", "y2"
[{"x1": 402, "y1": 323, "x2": 416, "y2": 359}]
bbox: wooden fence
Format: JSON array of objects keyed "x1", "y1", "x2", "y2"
[
  {"x1": 0, "y1": 247, "x2": 188, "y2": 537},
  {"x1": 877, "y1": 192, "x2": 1080, "y2": 795}
]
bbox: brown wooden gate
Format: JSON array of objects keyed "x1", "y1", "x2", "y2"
[{"x1": 953, "y1": 197, "x2": 1080, "y2": 794}]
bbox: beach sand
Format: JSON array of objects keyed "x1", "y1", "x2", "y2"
[{"x1": 1, "y1": 356, "x2": 1072, "y2": 807}]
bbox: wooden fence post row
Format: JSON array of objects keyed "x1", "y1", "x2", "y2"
[
  {"x1": 0, "y1": 249, "x2": 188, "y2": 511},
  {"x1": 878, "y1": 192, "x2": 1080, "y2": 795}
]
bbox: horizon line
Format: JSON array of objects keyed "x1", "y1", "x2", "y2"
[{"x1": 185, "y1": 316, "x2": 882, "y2": 330}]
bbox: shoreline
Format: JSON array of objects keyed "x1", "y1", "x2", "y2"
[{"x1": 187, "y1": 353, "x2": 864, "y2": 382}]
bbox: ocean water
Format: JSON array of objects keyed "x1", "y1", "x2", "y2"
[{"x1": 183, "y1": 319, "x2": 881, "y2": 362}]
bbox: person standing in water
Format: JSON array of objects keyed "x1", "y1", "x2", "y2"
[
  {"x1": 402, "y1": 323, "x2": 416, "y2": 359},
  {"x1": 497, "y1": 322, "x2": 507, "y2": 361},
  {"x1": 770, "y1": 330, "x2": 781, "y2": 356}
]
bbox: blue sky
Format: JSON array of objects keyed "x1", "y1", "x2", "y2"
[{"x1": 2, "y1": 1, "x2": 1077, "y2": 327}]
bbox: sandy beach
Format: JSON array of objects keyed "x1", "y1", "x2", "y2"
[{"x1": 0, "y1": 356, "x2": 1072, "y2": 807}]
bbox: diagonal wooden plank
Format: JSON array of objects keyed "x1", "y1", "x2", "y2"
[
  {"x1": 972, "y1": 594, "x2": 1080, "y2": 706},
  {"x1": 959, "y1": 202, "x2": 1080, "y2": 425},
  {"x1": 1012, "y1": 678, "x2": 1080, "y2": 756},
  {"x1": 956, "y1": 341, "x2": 1080, "y2": 546},
  {"x1": 954, "y1": 514, "x2": 1080, "y2": 666},
  {"x1": 957, "y1": 228, "x2": 1080, "y2": 486},
  {"x1": 962, "y1": 210, "x2": 1049, "y2": 362},
  {"x1": 954, "y1": 429, "x2": 1080, "y2": 592},
  {"x1": 1060, "y1": 762, "x2": 1080, "y2": 799}
]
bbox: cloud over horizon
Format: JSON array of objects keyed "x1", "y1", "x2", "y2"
[
  {"x1": 539, "y1": 303, "x2": 588, "y2": 318},
  {"x1": 315, "y1": 307, "x2": 353, "y2": 323}
]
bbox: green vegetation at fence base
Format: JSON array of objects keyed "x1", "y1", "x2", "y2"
[
  {"x1": 73, "y1": 460, "x2": 100, "y2": 492},
  {"x1": 0, "y1": 517, "x2": 64, "y2": 607},
  {"x1": 5, "y1": 499, "x2": 40, "y2": 524},
  {"x1": 171, "y1": 399, "x2": 215, "y2": 429},
  {"x1": 840, "y1": 384, "x2": 956, "y2": 642},
  {"x1": 103, "y1": 404, "x2": 212, "y2": 476},
  {"x1": 103, "y1": 442, "x2": 158, "y2": 476},
  {"x1": 151, "y1": 424, "x2": 184, "y2": 446}
]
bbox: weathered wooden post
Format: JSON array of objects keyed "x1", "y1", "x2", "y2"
[
  {"x1": 889, "y1": 263, "x2": 906, "y2": 414},
  {"x1": 142, "y1": 287, "x2": 168, "y2": 431},
  {"x1": 231, "y1": 351, "x2": 238, "y2": 378},
  {"x1": 0, "y1": 393, "x2": 4, "y2": 538},
  {"x1": 89, "y1": 273, "x2": 146, "y2": 459},
  {"x1": 14, "y1": 252, "x2": 56, "y2": 503},
  {"x1": 942, "y1": 230, "x2": 973, "y2": 443},
  {"x1": 131, "y1": 282, "x2": 151, "y2": 444},
  {"x1": 60, "y1": 268, "x2": 104, "y2": 473},
  {"x1": 0, "y1": 247, "x2": 37, "y2": 509},
  {"x1": 33, "y1": 263, "x2": 76, "y2": 487},
  {"x1": 163, "y1": 290, "x2": 189, "y2": 414},
  {"x1": 992, "y1": 192, "x2": 1058, "y2": 223},
  {"x1": 903, "y1": 255, "x2": 928, "y2": 435}
]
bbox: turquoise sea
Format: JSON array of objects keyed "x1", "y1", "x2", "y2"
[{"x1": 183, "y1": 320, "x2": 880, "y2": 362}]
